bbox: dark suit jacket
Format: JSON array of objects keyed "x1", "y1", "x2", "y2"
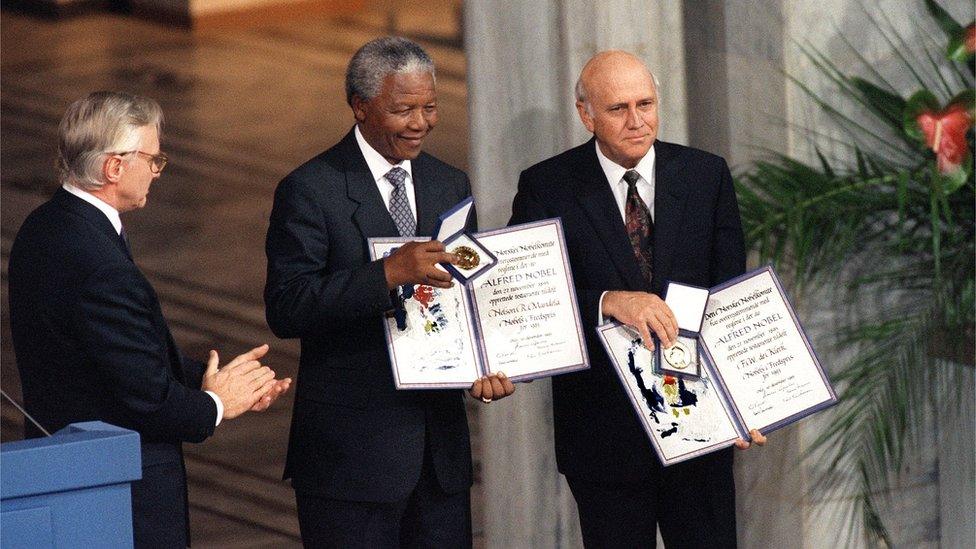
[
  {"x1": 510, "y1": 139, "x2": 745, "y2": 483},
  {"x1": 265, "y1": 128, "x2": 474, "y2": 502},
  {"x1": 8, "y1": 187, "x2": 218, "y2": 548}
]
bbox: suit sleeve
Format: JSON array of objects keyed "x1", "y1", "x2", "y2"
[
  {"x1": 74, "y1": 263, "x2": 217, "y2": 443},
  {"x1": 181, "y1": 353, "x2": 207, "y2": 390},
  {"x1": 710, "y1": 160, "x2": 746, "y2": 285},
  {"x1": 264, "y1": 175, "x2": 394, "y2": 339}
]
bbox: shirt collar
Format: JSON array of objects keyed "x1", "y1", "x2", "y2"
[
  {"x1": 594, "y1": 140, "x2": 656, "y2": 186},
  {"x1": 354, "y1": 125, "x2": 413, "y2": 183},
  {"x1": 62, "y1": 183, "x2": 123, "y2": 235}
]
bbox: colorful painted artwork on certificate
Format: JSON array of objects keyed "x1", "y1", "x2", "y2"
[
  {"x1": 368, "y1": 217, "x2": 589, "y2": 389},
  {"x1": 598, "y1": 323, "x2": 742, "y2": 466},
  {"x1": 374, "y1": 241, "x2": 481, "y2": 388}
]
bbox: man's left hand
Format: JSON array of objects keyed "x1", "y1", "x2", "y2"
[
  {"x1": 469, "y1": 372, "x2": 516, "y2": 403},
  {"x1": 734, "y1": 429, "x2": 767, "y2": 449},
  {"x1": 250, "y1": 378, "x2": 292, "y2": 412}
]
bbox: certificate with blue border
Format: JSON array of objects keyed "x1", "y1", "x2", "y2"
[
  {"x1": 598, "y1": 322, "x2": 746, "y2": 466},
  {"x1": 597, "y1": 265, "x2": 837, "y2": 466},
  {"x1": 369, "y1": 218, "x2": 589, "y2": 389}
]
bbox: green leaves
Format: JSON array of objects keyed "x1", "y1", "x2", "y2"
[
  {"x1": 904, "y1": 89, "x2": 942, "y2": 142},
  {"x1": 946, "y1": 24, "x2": 974, "y2": 61},
  {"x1": 735, "y1": 0, "x2": 974, "y2": 543},
  {"x1": 924, "y1": 0, "x2": 963, "y2": 38},
  {"x1": 938, "y1": 153, "x2": 972, "y2": 195},
  {"x1": 851, "y1": 77, "x2": 908, "y2": 129},
  {"x1": 924, "y1": 0, "x2": 974, "y2": 70},
  {"x1": 950, "y1": 88, "x2": 976, "y2": 115}
]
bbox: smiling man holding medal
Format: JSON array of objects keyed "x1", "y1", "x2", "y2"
[
  {"x1": 511, "y1": 50, "x2": 766, "y2": 548},
  {"x1": 264, "y1": 36, "x2": 513, "y2": 547}
]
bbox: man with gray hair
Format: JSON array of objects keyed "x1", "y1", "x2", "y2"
[
  {"x1": 8, "y1": 91, "x2": 291, "y2": 548},
  {"x1": 265, "y1": 36, "x2": 513, "y2": 547}
]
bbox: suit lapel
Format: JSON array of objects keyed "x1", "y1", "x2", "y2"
[
  {"x1": 651, "y1": 141, "x2": 687, "y2": 289},
  {"x1": 54, "y1": 188, "x2": 186, "y2": 380},
  {"x1": 342, "y1": 128, "x2": 458, "y2": 240},
  {"x1": 53, "y1": 187, "x2": 130, "y2": 260},
  {"x1": 341, "y1": 130, "x2": 401, "y2": 240},
  {"x1": 412, "y1": 155, "x2": 449, "y2": 236},
  {"x1": 571, "y1": 141, "x2": 649, "y2": 291}
]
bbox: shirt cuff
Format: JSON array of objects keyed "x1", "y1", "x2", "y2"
[
  {"x1": 205, "y1": 390, "x2": 224, "y2": 427},
  {"x1": 598, "y1": 291, "x2": 609, "y2": 326}
]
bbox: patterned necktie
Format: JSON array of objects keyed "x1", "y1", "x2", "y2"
[
  {"x1": 386, "y1": 167, "x2": 416, "y2": 237},
  {"x1": 623, "y1": 169, "x2": 653, "y2": 282}
]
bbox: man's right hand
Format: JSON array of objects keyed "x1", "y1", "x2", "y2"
[
  {"x1": 384, "y1": 240, "x2": 457, "y2": 289},
  {"x1": 601, "y1": 291, "x2": 678, "y2": 350},
  {"x1": 202, "y1": 344, "x2": 276, "y2": 420}
]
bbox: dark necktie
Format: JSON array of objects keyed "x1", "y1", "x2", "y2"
[
  {"x1": 623, "y1": 169, "x2": 653, "y2": 282},
  {"x1": 386, "y1": 167, "x2": 416, "y2": 237},
  {"x1": 119, "y1": 226, "x2": 133, "y2": 260}
]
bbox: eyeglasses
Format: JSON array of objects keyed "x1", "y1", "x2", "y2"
[{"x1": 111, "y1": 150, "x2": 169, "y2": 174}]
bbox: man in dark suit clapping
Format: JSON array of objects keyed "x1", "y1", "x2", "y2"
[{"x1": 8, "y1": 91, "x2": 292, "y2": 548}]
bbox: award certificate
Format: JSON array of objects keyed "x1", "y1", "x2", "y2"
[
  {"x1": 370, "y1": 218, "x2": 589, "y2": 389},
  {"x1": 700, "y1": 266, "x2": 837, "y2": 434},
  {"x1": 598, "y1": 265, "x2": 837, "y2": 465},
  {"x1": 598, "y1": 323, "x2": 745, "y2": 466}
]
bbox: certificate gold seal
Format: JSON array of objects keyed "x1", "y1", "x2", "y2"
[
  {"x1": 452, "y1": 245, "x2": 480, "y2": 270},
  {"x1": 663, "y1": 340, "x2": 690, "y2": 370}
]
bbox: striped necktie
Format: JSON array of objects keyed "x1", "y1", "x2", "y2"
[{"x1": 386, "y1": 167, "x2": 416, "y2": 237}]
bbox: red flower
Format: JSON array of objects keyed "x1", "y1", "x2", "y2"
[
  {"x1": 915, "y1": 103, "x2": 973, "y2": 174},
  {"x1": 966, "y1": 23, "x2": 975, "y2": 54}
]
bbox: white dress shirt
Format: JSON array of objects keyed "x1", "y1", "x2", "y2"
[
  {"x1": 595, "y1": 140, "x2": 656, "y2": 223},
  {"x1": 355, "y1": 125, "x2": 418, "y2": 220},
  {"x1": 62, "y1": 183, "x2": 224, "y2": 426},
  {"x1": 594, "y1": 142, "x2": 657, "y2": 325}
]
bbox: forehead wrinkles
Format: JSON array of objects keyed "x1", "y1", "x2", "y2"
[
  {"x1": 590, "y1": 73, "x2": 655, "y2": 106},
  {"x1": 581, "y1": 53, "x2": 655, "y2": 105}
]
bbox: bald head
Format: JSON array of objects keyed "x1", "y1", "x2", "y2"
[
  {"x1": 575, "y1": 51, "x2": 659, "y2": 108},
  {"x1": 574, "y1": 50, "x2": 660, "y2": 169}
]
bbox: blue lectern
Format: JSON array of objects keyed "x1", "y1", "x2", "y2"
[{"x1": 1, "y1": 421, "x2": 141, "y2": 548}]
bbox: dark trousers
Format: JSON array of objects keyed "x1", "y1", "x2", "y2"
[
  {"x1": 131, "y1": 460, "x2": 189, "y2": 549},
  {"x1": 566, "y1": 449, "x2": 737, "y2": 549},
  {"x1": 295, "y1": 447, "x2": 471, "y2": 548}
]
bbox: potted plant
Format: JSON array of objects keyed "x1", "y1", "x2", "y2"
[{"x1": 736, "y1": 1, "x2": 974, "y2": 543}]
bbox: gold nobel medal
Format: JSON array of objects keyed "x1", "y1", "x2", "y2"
[
  {"x1": 664, "y1": 340, "x2": 690, "y2": 370},
  {"x1": 452, "y1": 245, "x2": 480, "y2": 270}
]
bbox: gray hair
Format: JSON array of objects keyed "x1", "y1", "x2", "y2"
[
  {"x1": 345, "y1": 36, "x2": 435, "y2": 106},
  {"x1": 57, "y1": 91, "x2": 162, "y2": 191},
  {"x1": 575, "y1": 69, "x2": 662, "y2": 115}
]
